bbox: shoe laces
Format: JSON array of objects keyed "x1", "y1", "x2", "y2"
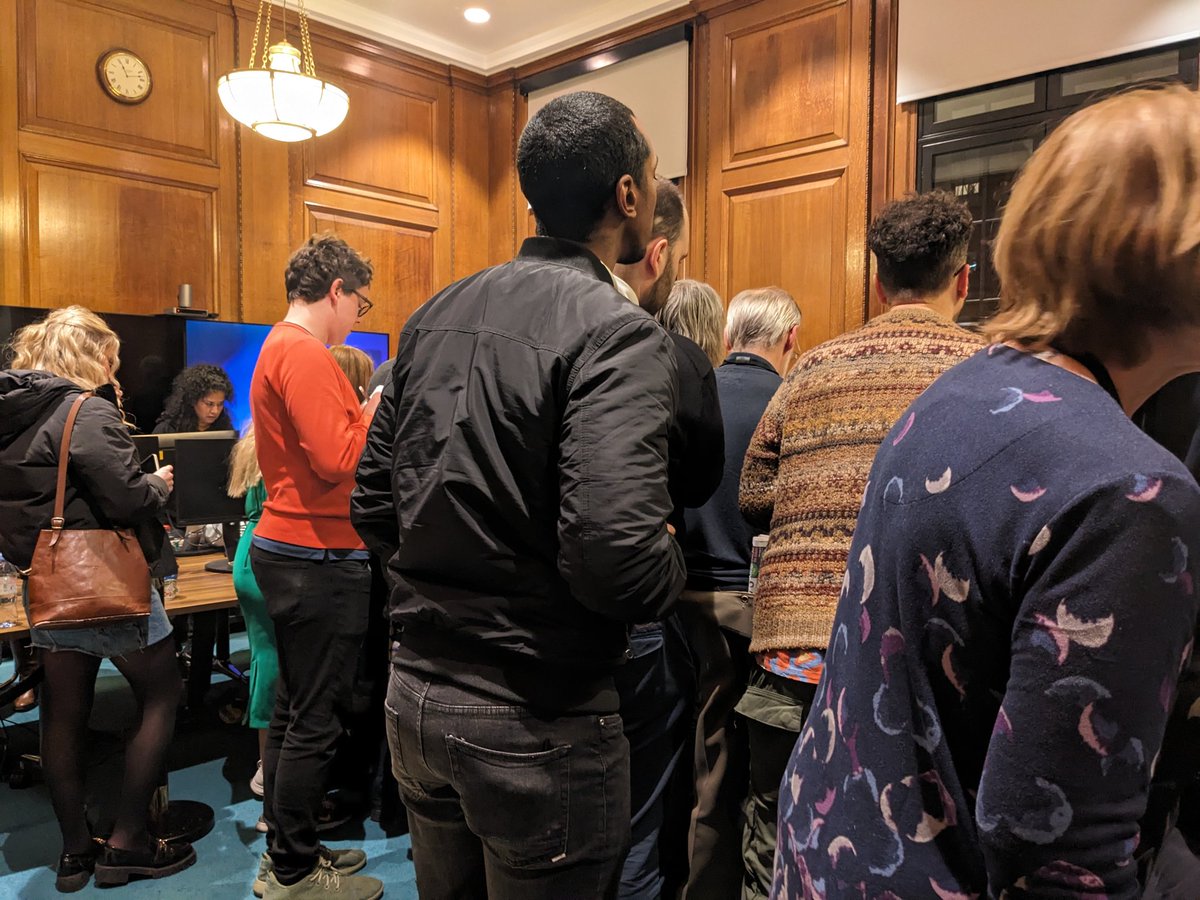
[{"x1": 312, "y1": 857, "x2": 342, "y2": 891}]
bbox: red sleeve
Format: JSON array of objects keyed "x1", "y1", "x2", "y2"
[{"x1": 277, "y1": 338, "x2": 372, "y2": 484}]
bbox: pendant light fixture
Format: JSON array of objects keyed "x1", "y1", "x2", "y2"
[{"x1": 217, "y1": 0, "x2": 349, "y2": 143}]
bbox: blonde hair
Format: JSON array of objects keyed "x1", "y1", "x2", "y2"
[
  {"x1": 9, "y1": 305, "x2": 121, "y2": 392},
  {"x1": 986, "y1": 85, "x2": 1200, "y2": 365},
  {"x1": 227, "y1": 426, "x2": 260, "y2": 498},
  {"x1": 657, "y1": 280, "x2": 726, "y2": 367},
  {"x1": 725, "y1": 287, "x2": 801, "y2": 352},
  {"x1": 329, "y1": 344, "x2": 375, "y2": 400}
]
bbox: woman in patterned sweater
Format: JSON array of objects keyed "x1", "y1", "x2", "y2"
[{"x1": 773, "y1": 86, "x2": 1200, "y2": 899}]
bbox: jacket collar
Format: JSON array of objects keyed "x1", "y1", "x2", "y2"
[
  {"x1": 518, "y1": 237, "x2": 615, "y2": 287},
  {"x1": 721, "y1": 351, "x2": 778, "y2": 375}
]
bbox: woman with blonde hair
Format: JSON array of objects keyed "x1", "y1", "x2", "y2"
[
  {"x1": 0, "y1": 306, "x2": 195, "y2": 890},
  {"x1": 774, "y1": 85, "x2": 1200, "y2": 898},
  {"x1": 658, "y1": 279, "x2": 727, "y2": 368}
]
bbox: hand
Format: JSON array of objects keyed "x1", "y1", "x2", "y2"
[
  {"x1": 667, "y1": 523, "x2": 676, "y2": 536},
  {"x1": 154, "y1": 465, "x2": 175, "y2": 492},
  {"x1": 362, "y1": 385, "x2": 383, "y2": 419}
]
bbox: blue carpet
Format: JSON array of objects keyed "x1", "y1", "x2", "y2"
[{"x1": 0, "y1": 638, "x2": 418, "y2": 898}]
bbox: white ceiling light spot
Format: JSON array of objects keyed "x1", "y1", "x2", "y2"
[{"x1": 464, "y1": 7, "x2": 491, "y2": 24}]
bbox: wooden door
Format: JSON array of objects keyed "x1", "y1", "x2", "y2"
[{"x1": 699, "y1": 0, "x2": 874, "y2": 351}]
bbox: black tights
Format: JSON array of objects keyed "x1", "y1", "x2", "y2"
[{"x1": 39, "y1": 636, "x2": 181, "y2": 854}]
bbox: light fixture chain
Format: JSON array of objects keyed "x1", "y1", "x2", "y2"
[
  {"x1": 248, "y1": 0, "x2": 269, "y2": 72},
  {"x1": 298, "y1": 0, "x2": 316, "y2": 77},
  {"x1": 261, "y1": 0, "x2": 275, "y2": 69}
]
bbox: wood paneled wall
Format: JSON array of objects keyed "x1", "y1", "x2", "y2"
[
  {"x1": 0, "y1": 0, "x2": 237, "y2": 318},
  {"x1": 0, "y1": 0, "x2": 523, "y2": 347},
  {"x1": 0, "y1": 0, "x2": 900, "y2": 351}
]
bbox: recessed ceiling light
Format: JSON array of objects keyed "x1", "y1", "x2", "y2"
[{"x1": 464, "y1": 7, "x2": 490, "y2": 24}]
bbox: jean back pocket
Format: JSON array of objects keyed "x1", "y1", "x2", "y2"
[{"x1": 446, "y1": 732, "x2": 571, "y2": 869}]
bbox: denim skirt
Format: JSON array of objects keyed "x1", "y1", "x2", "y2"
[{"x1": 23, "y1": 583, "x2": 171, "y2": 659}]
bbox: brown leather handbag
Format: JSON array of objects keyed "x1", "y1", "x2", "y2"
[{"x1": 25, "y1": 392, "x2": 151, "y2": 629}]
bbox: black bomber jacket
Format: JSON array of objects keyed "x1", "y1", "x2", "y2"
[{"x1": 352, "y1": 238, "x2": 687, "y2": 712}]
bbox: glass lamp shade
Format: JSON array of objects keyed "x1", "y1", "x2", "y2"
[{"x1": 217, "y1": 42, "x2": 349, "y2": 142}]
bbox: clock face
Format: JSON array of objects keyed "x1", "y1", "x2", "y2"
[{"x1": 97, "y1": 50, "x2": 152, "y2": 104}]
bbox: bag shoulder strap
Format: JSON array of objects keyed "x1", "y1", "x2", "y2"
[{"x1": 51, "y1": 392, "x2": 93, "y2": 530}]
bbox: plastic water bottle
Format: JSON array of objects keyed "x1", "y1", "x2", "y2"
[
  {"x1": 0, "y1": 554, "x2": 19, "y2": 629},
  {"x1": 748, "y1": 535, "x2": 769, "y2": 595}
]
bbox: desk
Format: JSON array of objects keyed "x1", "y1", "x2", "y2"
[{"x1": 1, "y1": 555, "x2": 238, "y2": 640}]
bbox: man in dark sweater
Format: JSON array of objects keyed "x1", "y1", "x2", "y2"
[
  {"x1": 352, "y1": 91, "x2": 684, "y2": 900},
  {"x1": 677, "y1": 287, "x2": 800, "y2": 899},
  {"x1": 614, "y1": 180, "x2": 725, "y2": 899}
]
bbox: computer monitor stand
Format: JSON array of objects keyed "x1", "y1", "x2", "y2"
[{"x1": 204, "y1": 522, "x2": 240, "y2": 574}]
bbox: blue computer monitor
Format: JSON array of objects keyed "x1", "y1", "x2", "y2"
[{"x1": 184, "y1": 320, "x2": 389, "y2": 433}]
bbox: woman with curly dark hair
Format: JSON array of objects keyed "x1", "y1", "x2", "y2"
[{"x1": 153, "y1": 363, "x2": 233, "y2": 434}]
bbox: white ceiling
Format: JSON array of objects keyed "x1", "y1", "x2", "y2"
[{"x1": 301, "y1": 0, "x2": 692, "y2": 74}]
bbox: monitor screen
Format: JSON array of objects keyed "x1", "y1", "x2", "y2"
[
  {"x1": 147, "y1": 430, "x2": 245, "y2": 526},
  {"x1": 184, "y1": 320, "x2": 389, "y2": 433}
]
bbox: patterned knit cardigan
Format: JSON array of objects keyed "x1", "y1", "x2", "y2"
[{"x1": 739, "y1": 305, "x2": 985, "y2": 653}]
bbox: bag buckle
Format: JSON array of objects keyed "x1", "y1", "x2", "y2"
[{"x1": 50, "y1": 517, "x2": 65, "y2": 530}]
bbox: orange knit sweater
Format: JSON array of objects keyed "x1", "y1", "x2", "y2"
[
  {"x1": 739, "y1": 305, "x2": 984, "y2": 652},
  {"x1": 250, "y1": 322, "x2": 372, "y2": 549}
]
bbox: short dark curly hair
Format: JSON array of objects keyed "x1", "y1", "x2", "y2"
[
  {"x1": 153, "y1": 363, "x2": 233, "y2": 433},
  {"x1": 868, "y1": 191, "x2": 973, "y2": 300},
  {"x1": 284, "y1": 233, "x2": 373, "y2": 304},
  {"x1": 517, "y1": 91, "x2": 651, "y2": 242}
]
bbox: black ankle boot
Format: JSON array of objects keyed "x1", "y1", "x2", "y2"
[
  {"x1": 93, "y1": 838, "x2": 196, "y2": 886},
  {"x1": 55, "y1": 839, "x2": 102, "y2": 893}
]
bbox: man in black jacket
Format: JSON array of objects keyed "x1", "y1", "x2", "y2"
[{"x1": 351, "y1": 91, "x2": 685, "y2": 900}]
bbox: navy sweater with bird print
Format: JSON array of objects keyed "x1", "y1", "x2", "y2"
[{"x1": 773, "y1": 345, "x2": 1200, "y2": 899}]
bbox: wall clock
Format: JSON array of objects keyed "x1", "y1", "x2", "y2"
[{"x1": 97, "y1": 49, "x2": 152, "y2": 105}]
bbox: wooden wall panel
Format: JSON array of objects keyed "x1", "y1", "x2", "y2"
[
  {"x1": 486, "y1": 82, "x2": 520, "y2": 265},
  {"x1": 24, "y1": 160, "x2": 215, "y2": 316},
  {"x1": 305, "y1": 77, "x2": 439, "y2": 207},
  {"x1": 452, "y1": 77, "x2": 492, "y2": 279},
  {"x1": 19, "y1": 0, "x2": 219, "y2": 162},
  {"x1": 2, "y1": 0, "x2": 236, "y2": 317},
  {"x1": 0, "y1": 0, "x2": 22, "y2": 304},
  {"x1": 725, "y1": 1, "x2": 849, "y2": 165},
  {"x1": 700, "y1": 0, "x2": 874, "y2": 348},
  {"x1": 306, "y1": 206, "x2": 435, "y2": 338},
  {"x1": 891, "y1": 102, "x2": 918, "y2": 198},
  {"x1": 725, "y1": 168, "x2": 848, "y2": 350}
]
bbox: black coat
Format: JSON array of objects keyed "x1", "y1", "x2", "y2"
[
  {"x1": 352, "y1": 238, "x2": 686, "y2": 712},
  {"x1": 0, "y1": 370, "x2": 171, "y2": 571}
]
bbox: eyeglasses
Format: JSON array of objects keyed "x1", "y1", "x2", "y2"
[{"x1": 349, "y1": 288, "x2": 373, "y2": 319}]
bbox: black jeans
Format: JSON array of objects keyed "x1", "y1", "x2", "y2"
[
  {"x1": 384, "y1": 664, "x2": 631, "y2": 900},
  {"x1": 251, "y1": 546, "x2": 370, "y2": 883}
]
